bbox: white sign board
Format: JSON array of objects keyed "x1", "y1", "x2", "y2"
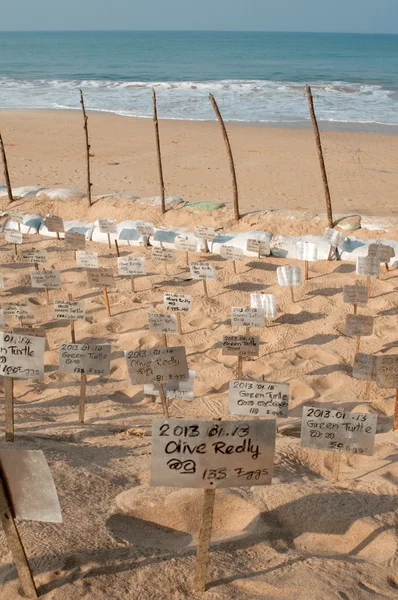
[
  {"x1": 222, "y1": 335, "x2": 260, "y2": 357},
  {"x1": 246, "y1": 239, "x2": 271, "y2": 256},
  {"x1": 117, "y1": 256, "x2": 146, "y2": 276},
  {"x1": 174, "y1": 234, "x2": 197, "y2": 252},
  {"x1": 277, "y1": 266, "x2": 302, "y2": 286},
  {"x1": 87, "y1": 268, "x2": 115, "y2": 289},
  {"x1": 5, "y1": 230, "x2": 23, "y2": 245},
  {"x1": 30, "y1": 270, "x2": 60, "y2": 289},
  {"x1": 150, "y1": 418, "x2": 276, "y2": 488},
  {"x1": 45, "y1": 215, "x2": 64, "y2": 233},
  {"x1": 301, "y1": 406, "x2": 377, "y2": 455},
  {"x1": 152, "y1": 247, "x2": 176, "y2": 263},
  {"x1": 376, "y1": 355, "x2": 398, "y2": 389},
  {"x1": 20, "y1": 250, "x2": 48, "y2": 264},
  {"x1": 368, "y1": 243, "x2": 395, "y2": 263},
  {"x1": 345, "y1": 314, "x2": 374, "y2": 337},
  {"x1": 324, "y1": 228, "x2": 345, "y2": 251},
  {"x1": 296, "y1": 241, "x2": 318, "y2": 262},
  {"x1": 2, "y1": 302, "x2": 34, "y2": 323},
  {"x1": 231, "y1": 307, "x2": 265, "y2": 328},
  {"x1": 136, "y1": 221, "x2": 155, "y2": 236},
  {"x1": 59, "y1": 342, "x2": 111, "y2": 376},
  {"x1": 125, "y1": 346, "x2": 189, "y2": 385},
  {"x1": 148, "y1": 312, "x2": 178, "y2": 334},
  {"x1": 53, "y1": 301, "x2": 85, "y2": 321},
  {"x1": 164, "y1": 293, "x2": 192, "y2": 313},
  {"x1": 144, "y1": 370, "x2": 195, "y2": 402},
  {"x1": 0, "y1": 332, "x2": 45, "y2": 380},
  {"x1": 356, "y1": 256, "x2": 380, "y2": 277},
  {"x1": 250, "y1": 293, "x2": 277, "y2": 318},
  {"x1": 189, "y1": 262, "x2": 217, "y2": 280},
  {"x1": 194, "y1": 225, "x2": 216, "y2": 241},
  {"x1": 76, "y1": 251, "x2": 98, "y2": 269},
  {"x1": 343, "y1": 285, "x2": 368, "y2": 305},
  {"x1": 229, "y1": 380, "x2": 289, "y2": 418},
  {"x1": 10, "y1": 210, "x2": 24, "y2": 225},
  {"x1": 11, "y1": 326, "x2": 49, "y2": 351},
  {"x1": 65, "y1": 232, "x2": 86, "y2": 250},
  {"x1": 98, "y1": 218, "x2": 117, "y2": 234},
  {"x1": 220, "y1": 245, "x2": 244, "y2": 261},
  {"x1": 353, "y1": 353, "x2": 377, "y2": 381}
]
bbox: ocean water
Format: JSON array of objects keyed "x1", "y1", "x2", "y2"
[{"x1": 0, "y1": 30, "x2": 397, "y2": 127}]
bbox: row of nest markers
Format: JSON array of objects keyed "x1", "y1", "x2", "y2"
[{"x1": 0, "y1": 216, "x2": 397, "y2": 597}]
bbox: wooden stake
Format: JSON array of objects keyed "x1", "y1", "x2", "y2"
[
  {"x1": 115, "y1": 239, "x2": 120, "y2": 257},
  {"x1": 203, "y1": 279, "x2": 208, "y2": 298},
  {"x1": 131, "y1": 276, "x2": 135, "y2": 293},
  {"x1": 290, "y1": 286, "x2": 295, "y2": 303},
  {"x1": 365, "y1": 381, "x2": 371, "y2": 402},
  {"x1": 232, "y1": 260, "x2": 236, "y2": 274},
  {"x1": 237, "y1": 355, "x2": 243, "y2": 379},
  {"x1": 0, "y1": 477, "x2": 38, "y2": 598},
  {"x1": 152, "y1": 88, "x2": 166, "y2": 215},
  {"x1": 245, "y1": 326, "x2": 250, "y2": 336},
  {"x1": 209, "y1": 93, "x2": 240, "y2": 221},
  {"x1": 74, "y1": 249, "x2": 77, "y2": 261},
  {"x1": 4, "y1": 377, "x2": 14, "y2": 442},
  {"x1": 203, "y1": 239, "x2": 209, "y2": 253},
  {"x1": 393, "y1": 389, "x2": 398, "y2": 432},
  {"x1": 68, "y1": 293, "x2": 76, "y2": 343},
  {"x1": 177, "y1": 313, "x2": 182, "y2": 335},
  {"x1": 327, "y1": 245, "x2": 333, "y2": 261},
  {"x1": 185, "y1": 251, "x2": 189, "y2": 266},
  {"x1": 103, "y1": 287, "x2": 111, "y2": 316},
  {"x1": 332, "y1": 453, "x2": 341, "y2": 482},
  {"x1": 194, "y1": 488, "x2": 216, "y2": 593},
  {"x1": 0, "y1": 133, "x2": 14, "y2": 204},
  {"x1": 34, "y1": 263, "x2": 39, "y2": 271},
  {"x1": 304, "y1": 260, "x2": 309, "y2": 281},
  {"x1": 56, "y1": 232, "x2": 60, "y2": 241},
  {"x1": 306, "y1": 85, "x2": 333, "y2": 228},
  {"x1": 163, "y1": 333, "x2": 168, "y2": 348},
  {"x1": 79, "y1": 89, "x2": 92, "y2": 206},
  {"x1": 79, "y1": 374, "x2": 87, "y2": 422},
  {"x1": 367, "y1": 276, "x2": 371, "y2": 299},
  {"x1": 157, "y1": 383, "x2": 169, "y2": 418},
  {"x1": 356, "y1": 336, "x2": 361, "y2": 354},
  {"x1": 385, "y1": 262, "x2": 389, "y2": 272},
  {"x1": 353, "y1": 303, "x2": 357, "y2": 315},
  {"x1": 107, "y1": 233, "x2": 111, "y2": 249},
  {"x1": 45, "y1": 286, "x2": 50, "y2": 305},
  {"x1": 14, "y1": 243, "x2": 17, "y2": 256}
]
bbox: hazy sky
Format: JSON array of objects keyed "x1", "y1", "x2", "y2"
[{"x1": 1, "y1": 0, "x2": 398, "y2": 34}]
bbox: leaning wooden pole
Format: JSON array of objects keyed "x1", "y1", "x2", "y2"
[
  {"x1": 306, "y1": 85, "x2": 333, "y2": 228},
  {"x1": 209, "y1": 93, "x2": 240, "y2": 221},
  {"x1": 0, "y1": 133, "x2": 14, "y2": 204},
  {"x1": 152, "y1": 88, "x2": 166, "y2": 214},
  {"x1": 79, "y1": 89, "x2": 92, "y2": 207}
]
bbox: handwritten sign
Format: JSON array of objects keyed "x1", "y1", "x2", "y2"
[
  {"x1": 324, "y1": 228, "x2": 345, "y2": 251},
  {"x1": 0, "y1": 332, "x2": 45, "y2": 380},
  {"x1": 189, "y1": 262, "x2": 217, "y2": 280},
  {"x1": 222, "y1": 335, "x2": 260, "y2": 357},
  {"x1": 87, "y1": 268, "x2": 115, "y2": 289},
  {"x1": 136, "y1": 221, "x2": 155, "y2": 236},
  {"x1": 376, "y1": 355, "x2": 398, "y2": 388},
  {"x1": 301, "y1": 406, "x2": 377, "y2": 455},
  {"x1": 2, "y1": 302, "x2": 34, "y2": 323},
  {"x1": 45, "y1": 215, "x2": 64, "y2": 233},
  {"x1": 30, "y1": 270, "x2": 60, "y2": 289},
  {"x1": 343, "y1": 285, "x2": 368, "y2": 305},
  {"x1": 76, "y1": 251, "x2": 98, "y2": 269},
  {"x1": 194, "y1": 226, "x2": 216, "y2": 241},
  {"x1": 98, "y1": 218, "x2": 117, "y2": 234},
  {"x1": 10, "y1": 210, "x2": 24, "y2": 224},
  {"x1": 277, "y1": 266, "x2": 302, "y2": 286},
  {"x1": 20, "y1": 250, "x2": 48, "y2": 264},
  {"x1": 65, "y1": 232, "x2": 86, "y2": 250},
  {"x1": 353, "y1": 353, "x2": 377, "y2": 381},
  {"x1": 5, "y1": 230, "x2": 23, "y2": 245},
  {"x1": 148, "y1": 312, "x2": 178, "y2": 334},
  {"x1": 345, "y1": 314, "x2": 374, "y2": 337},
  {"x1": 164, "y1": 293, "x2": 192, "y2": 313},
  {"x1": 229, "y1": 380, "x2": 289, "y2": 418},
  {"x1": 125, "y1": 346, "x2": 189, "y2": 385},
  {"x1": 59, "y1": 342, "x2": 111, "y2": 376},
  {"x1": 53, "y1": 301, "x2": 85, "y2": 321},
  {"x1": 175, "y1": 234, "x2": 197, "y2": 252},
  {"x1": 356, "y1": 256, "x2": 380, "y2": 277},
  {"x1": 231, "y1": 307, "x2": 265, "y2": 328},
  {"x1": 296, "y1": 241, "x2": 318, "y2": 262},
  {"x1": 150, "y1": 418, "x2": 276, "y2": 488},
  {"x1": 144, "y1": 370, "x2": 195, "y2": 401},
  {"x1": 250, "y1": 293, "x2": 276, "y2": 318},
  {"x1": 152, "y1": 247, "x2": 176, "y2": 263},
  {"x1": 220, "y1": 245, "x2": 244, "y2": 261},
  {"x1": 117, "y1": 256, "x2": 146, "y2": 276},
  {"x1": 246, "y1": 239, "x2": 271, "y2": 256},
  {"x1": 368, "y1": 243, "x2": 395, "y2": 262}
]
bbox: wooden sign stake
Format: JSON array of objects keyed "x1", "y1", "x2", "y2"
[
  {"x1": 152, "y1": 88, "x2": 166, "y2": 215},
  {"x1": 157, "y1": 383, "x2": 169, "y2": 418},
  {"x1": 355, "y1": 336, "x2": 361, "y2": 355},
  {"x1": 74, "y1": 249, "x2": 77, "y2": 261},
  {"x1": 232, "y1": 260, "x2": 237, "y2": 274},
  {"x1": 365, "y1": 381, "x2": 371, "y2": 402},
  {"x1": 115, "y1": 240, "x2": 120, "y2": 257},
  {"x1": 185, "y1": 251, "x2": 189, "y2": 266},
  {"x1": 56, "y1": 232, "x2": 60, "y2": 241},
  {"x1": 4, "y1": 376, "x2": 14, "y2": 442},
  {"x1": 385, "y1": 262, "x2": 389, "y2": 272},
  {"x1": 103, "y1": 287, "x2": 111, "y2": 316},
  {"x1": 245, "y1": 326, "x2": 250, "y2": 336},
  {"x1": 393, "y1": 390, "x2": 398, "y2": 432},
  {"x1": 304, "y1": 260, "x2": 309, "y2": 281},
  {"x1": 194, "y1": 488, "x2": 216, "y2": 593},
  {"x1": 68, "y1": 293, "x2": 76, "y2": 343},
  {"x1": 79, "y1": 374, "x2": 87, "y2": 423},
  {"x1": 131, "y1": 276, "x2": 135, "y2": 293},
  {"x1": 367, "y1": 276, "x2": 371, "y2": 299},
  {"x1": 107, "y1": 233, "x2": 111, "y2": 249},
  {"x1": 289, "y1": 286, "x2": 295, "y2": 303},
  {"x1": 79, "y1": 89, "x2": 92, "y2": 206},
  {"x1": 177, "y1": 313, "x2": 182, "y2": 335},
  {"x1": 237, "y1": 356, "x2": 243, "y2": 379},
  {"x1": 45, "y1": 286, "x2": 50, "y2": 305},
  {"x1": 353, "y1": 303, "x2": 357, "y2": 315},
  {"x1": 327, "y1": 245, "x2": 333, "y2": 261},
  {"x1": 163, "y1": 333, "x2": 168, "y2": 348},
  {"x1": 0, "y1": 477, "x2": 38, "y2": 598},
  {"x1": 203, "y1": 239, "x2": 209, "y2": 254},
  {"x1": 203, "y1": 279, "x2": 208, "y2": 298},
  {"x1": 34, "y1": 262, "x2": 39, "y2": 271},
  {"x1": 332, "y1": 453, "x2": 341, "y2": 482},
  {"x1": 0, "y1": 133, "x2": 14, "y2": 204},
  {"x1": 14, "y1": 243, "x2": 18, "y2": 256}
]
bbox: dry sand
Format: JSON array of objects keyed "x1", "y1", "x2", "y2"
[{"x1": 0, "y1": 113, "x2": 397, "y2": 599}]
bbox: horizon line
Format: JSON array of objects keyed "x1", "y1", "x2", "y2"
[{"x1": 0, "y1": 29, "x2": 398, "y2": 35}]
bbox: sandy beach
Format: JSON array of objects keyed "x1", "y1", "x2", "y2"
[
  {"x1": 0, "y1": 109, "x2": 397, "y2": 600},
  {"x1": 1, "y1": 109, "x2": 398, "y2": 217}
]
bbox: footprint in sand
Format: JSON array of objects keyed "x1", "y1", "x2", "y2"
[
  {"x1": 188, "y1": 317, "x2": 214, "y2": 331},
  {"x1": 138, "y1": 335, "x2": 158, "y2": 349}
]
